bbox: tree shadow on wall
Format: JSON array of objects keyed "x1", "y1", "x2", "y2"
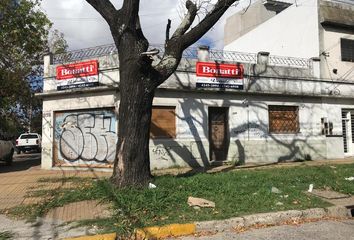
[{"x1": 150, "y1": 91, "x2": 326, "y2": 175}]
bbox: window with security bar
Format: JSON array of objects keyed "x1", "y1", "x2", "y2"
[
  {"x1": 268, "y1": 106, "x2": 299, "y2": 134},
  {"x1": 341, "y1": 38, "x2": 354, "y2": 62}
]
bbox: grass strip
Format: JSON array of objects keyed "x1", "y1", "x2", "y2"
[{"x1": 6, "y1": 164, "x2": 354, "y2": 237}]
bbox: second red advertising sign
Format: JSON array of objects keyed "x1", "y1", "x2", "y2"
[{"x1": 196, "y1": 62, "x2": 244, "y2": 89}]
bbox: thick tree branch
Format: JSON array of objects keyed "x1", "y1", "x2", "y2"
[
  {"x1": 150, "y1": 0, "x2": 198, "y2": 88},
  {"x1": 180, "y1": 0, "x2": 239, "y2": 48},
  {"x1": 152, "y1": 0, "x2": 238, "y2": 88},
  {"x1": 150, "y1": 53, "x2": 180, "y2": 89},
  {"x1": 121, "y1": 0, "x2": 140, "y2": 27},
  {"x1": 171, "y1": 0, "x2": 197, "y2": 38},
  {"x1": 85, "y1": 0, "x2": 118, "y2": 25}
]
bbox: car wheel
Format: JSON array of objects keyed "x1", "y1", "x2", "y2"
[{"x1": 16, "y1": 148, "x2": 21, "y2": 154}]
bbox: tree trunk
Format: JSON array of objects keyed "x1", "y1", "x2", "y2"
[
  {"x1": 84, "y1": 0, "x2": 241, "y2": 188},
  {"x1": 111, "y1": 54, "x2": 154, "y2": 187}
]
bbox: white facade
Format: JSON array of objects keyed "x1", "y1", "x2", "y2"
[
  {"x1": 38, "y1": 44, "x2": 354, "y2": 171},
  {"x1": 224, "y1": 0, "x2": 354, "y2": 81},
  {"x1": 224, "y1": 0, "x2": 320, "y2": 59}
]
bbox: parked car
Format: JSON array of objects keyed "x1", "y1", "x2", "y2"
[
  {"x1": 0, "y1": 140, "x2": 14, "y2": 165},
  {"x1": 16, "y1": 133, "x2": 42, "y2": 154}
]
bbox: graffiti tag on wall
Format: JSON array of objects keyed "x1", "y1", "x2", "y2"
[
  {"x1": 152, "y1": 146, "x2": 171, "y2": 161},
  {"x1": 233, "y1": 122, "x2": 268, "y2": 139},
  {"x1": 55, "y1": 110, "x2": 117, "y2": 164}
]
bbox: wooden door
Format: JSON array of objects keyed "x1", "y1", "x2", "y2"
[{"x1": 209, "y1": 107, "x2": 229, "y2": 161}]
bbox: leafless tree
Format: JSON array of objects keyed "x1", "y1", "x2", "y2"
[{"x1": 85, "y1": 0, "x2": 240, "y2": 187}]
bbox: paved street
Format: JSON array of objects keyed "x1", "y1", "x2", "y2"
[
  {"x1": 0, "y1": 152, "x2": 41, "y2": 174},
  {"x1": 176, "y1": 219, "x2": 354, "y2": 240}
]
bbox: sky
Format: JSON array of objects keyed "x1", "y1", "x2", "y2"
[{"x1": 40, "y1": 0, "x2": 254, "y2": 51}]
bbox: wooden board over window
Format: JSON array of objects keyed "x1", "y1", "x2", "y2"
[
  {"x1": 269, "y1": 105, "x2": 299, "y2": 134},
  {"x1": 150, "y1": 106, "x2": 176, "y2": 139}
]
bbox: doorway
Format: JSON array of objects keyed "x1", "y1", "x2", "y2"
[
  {"x1": 342, "y1": 110, "x2": 354, "y2": 155},
  {"x1": 208, "y1": 107, "x2": 229, "y2": 161}
]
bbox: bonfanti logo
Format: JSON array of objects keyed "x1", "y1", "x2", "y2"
[
  {"x1": 61, "y1": 65, "x2": 95, "y2": 77},
  {"x1": 196, "y1": 62, "x2": 244, "y2": 78},
  {"x1": 196, "y1": 61, "x2": 244, "y2": 90},
  {"x1": 201, "y1": 66, "x2": 240, "y2": 75},
  {"x1": 56, "y1": 60, "x2": 99, "y2": 91}
]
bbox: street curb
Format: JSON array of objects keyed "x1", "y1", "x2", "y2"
[
  {"x1": 135, "y1": 223, "x2": 196, "y2": 239},
  {"x1": 64, "y1": 233, "x2": 116, "y2": 240},
  {"x1": 196, "y1": 206, "x2": 351, "y2": 233},
  {"x1": 63, "y1": 206, "x2": 351, "y2": 239}
]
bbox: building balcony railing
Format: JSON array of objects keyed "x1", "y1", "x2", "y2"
[{"x1": 53, "y1": 43, "x2": 311, "y2": 69}]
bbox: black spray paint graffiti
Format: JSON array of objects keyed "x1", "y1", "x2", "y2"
[
  {"x1": 58, "y1": 113, "x2": 117, "y2": 163},
  {"x1": 233, "y1": 122, "x2": 268, "y2": 138},
  {"x1": 152, "y1": 146, "x2": 171, "y2": 161}
]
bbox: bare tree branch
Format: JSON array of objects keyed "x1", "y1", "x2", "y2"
[
  {"x1": 152, "y1": 0, "x2": 239, "y2": 88},
  {"x1": 181, "y1": 0, "x2": 239, "y2": 48},
  {"x1": 85, "y1": 0, "x2": 118, "y2": 25},
  {"x1": 171, "y1": 0, "x2": 197, "y2": 38},
  {"x1": 165, "y1": 19, "x2": 172, "y2": 45}
]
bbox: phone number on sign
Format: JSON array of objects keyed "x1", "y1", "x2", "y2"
[{"x1": 196, "y1": 83, "x2": 243, "y2": 89}]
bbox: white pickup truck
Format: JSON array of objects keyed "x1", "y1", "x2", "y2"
[
  {"x1": 16, "y1": 133, "x2": 41, "y2": 154},
  {"x1": 0, "y1": 140, "x2": 14, "y2": 165}
]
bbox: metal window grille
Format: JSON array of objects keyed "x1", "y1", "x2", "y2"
[
  {"x1": 341, "y1": 38, "x2": 354, "y2": 62},
  {"x1": 342, "y1": 110, "x2": 348, "y2": 153},
  {"x1": 269, "y1": 106, "x2": 299, "y2": 134}
]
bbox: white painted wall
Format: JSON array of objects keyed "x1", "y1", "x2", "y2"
[
  {"x1": 148, "y1": 91, "x2": 338, "y2": 169},
  {"x1": 224, "y1": 0, "x2": 320, "y2": 59},
  {"x1": 41, "y1": 86, "x2": 352, "y2": 170}
]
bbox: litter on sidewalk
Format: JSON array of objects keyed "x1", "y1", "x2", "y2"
[
  {"x1": 187, "y1": 197, "x2": 215, "y2": 208},
  {"x1": 271, "y1": 187, "x2": 282, "y2": 194}
]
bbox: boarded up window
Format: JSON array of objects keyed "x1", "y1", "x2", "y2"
[
  {"x1": 150, "y1": 106, "x2": 176, "y2": 139},
  {"x1": 341, "y1": 38, "x2": 354, "y2": 62},
  {"x1": 269, "y1": 106, "x2": 299, "y2": 134}
]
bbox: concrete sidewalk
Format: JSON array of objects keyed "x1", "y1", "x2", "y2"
[
  {"x1": 0, "y1": 156, "x2": 112, "y2": 239},
  {"x1": 0, "y1": 162, "x2": 110, "y2": 212},
  {"x1": 0, "y1": 156, "x2": 353, "y2": 239}
]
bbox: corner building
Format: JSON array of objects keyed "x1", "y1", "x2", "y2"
[{"x1": 39, "y1": 41, "x2": 354, "y2": 170}]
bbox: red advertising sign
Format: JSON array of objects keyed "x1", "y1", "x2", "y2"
[
  {"x1": 56, "y1": 60, "x2": 98, "y2": 80},
  {"x1": 196, "y1": 62, "x2": 244, "y2": 79}
]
